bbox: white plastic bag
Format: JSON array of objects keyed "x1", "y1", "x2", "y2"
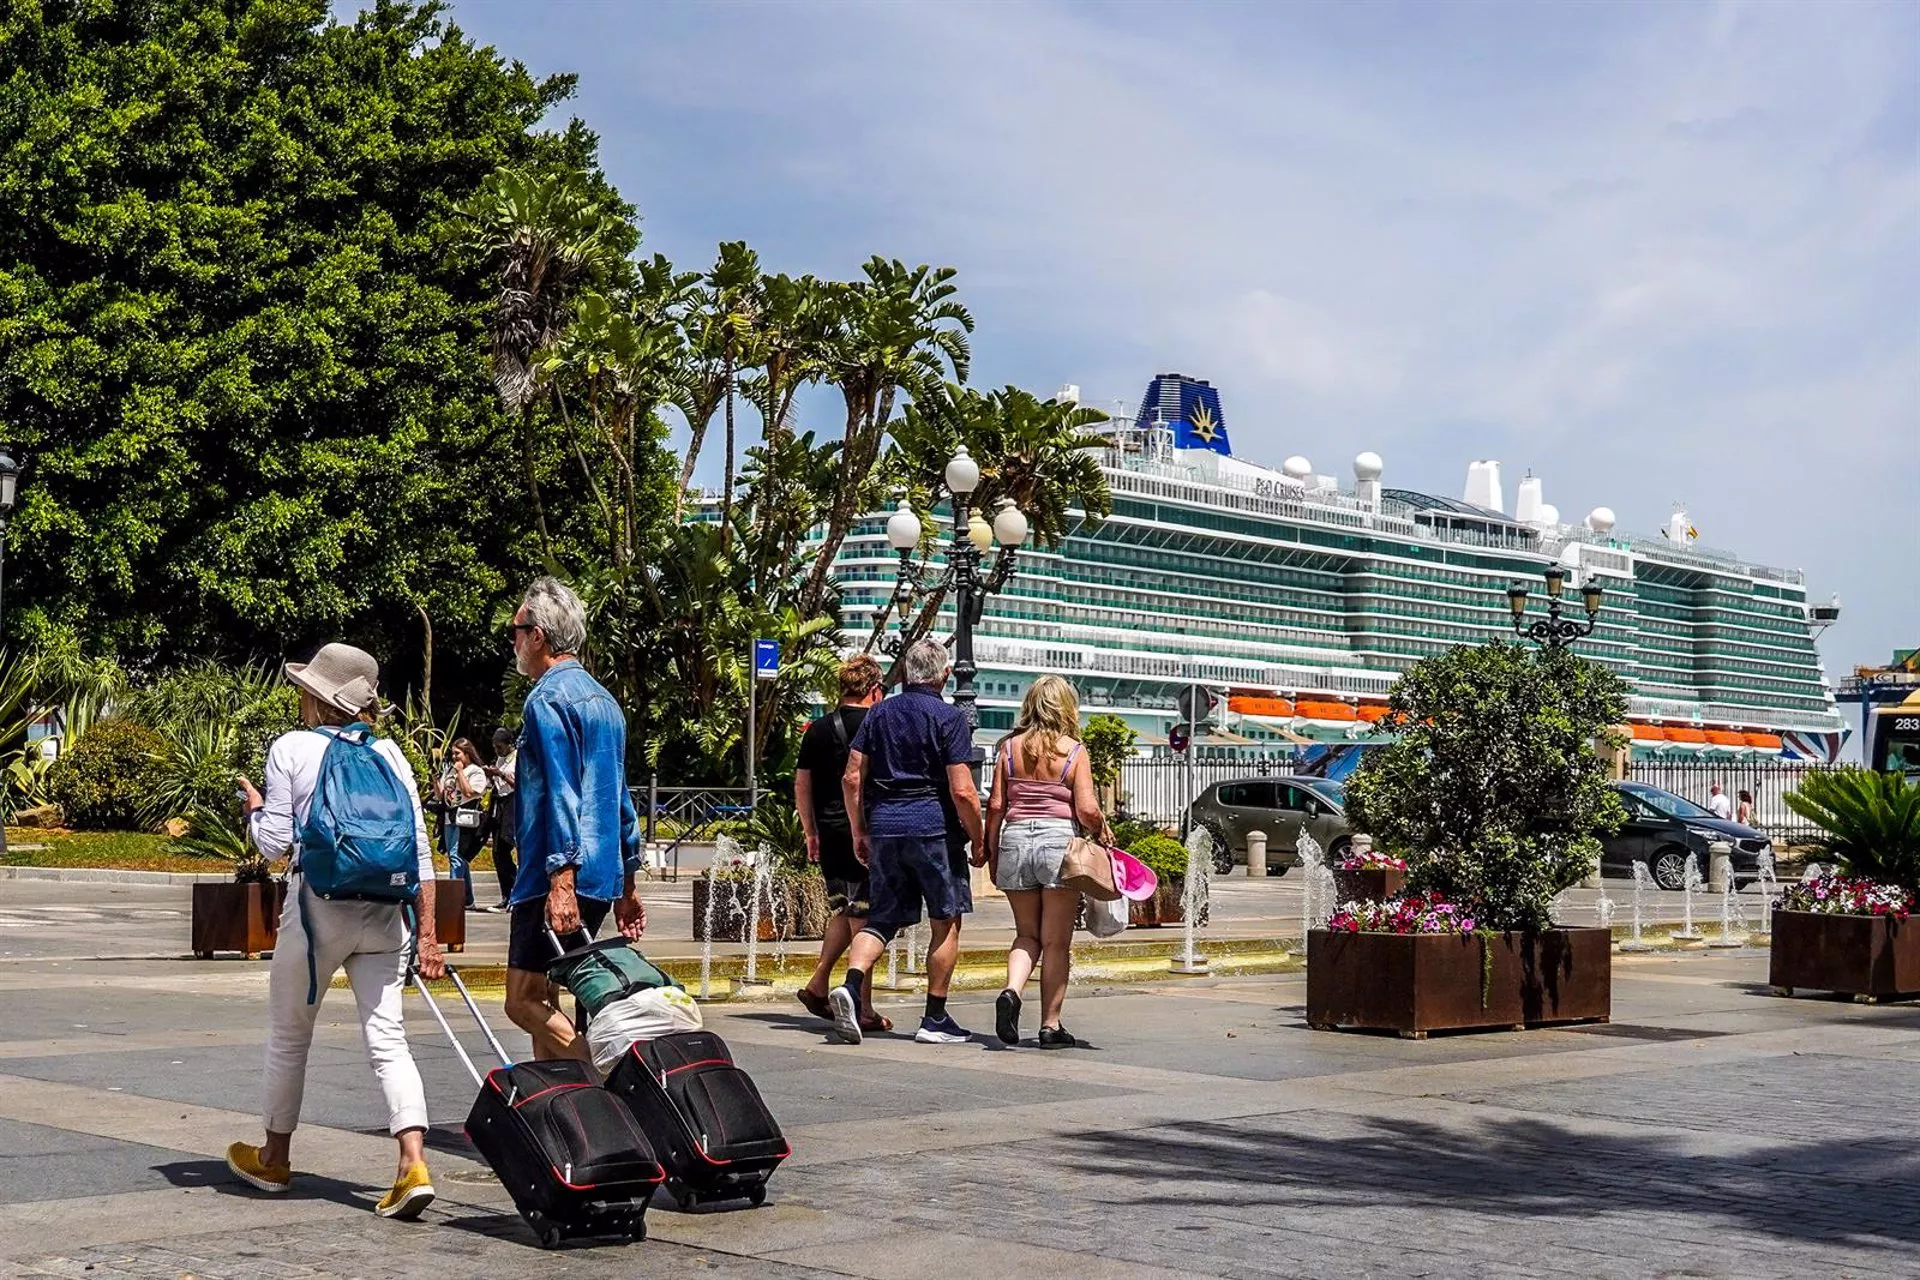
[
  {"x1": 585, "y1": 985, "x2": 704, "y2": 1071},
  {"x1": 1083, "y1": 891, "x2": 1128, "y2": 938}
]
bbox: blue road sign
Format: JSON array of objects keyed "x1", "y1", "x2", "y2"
[{"x1": 753, "y1": 639, "x2": 780, "y2": 680}]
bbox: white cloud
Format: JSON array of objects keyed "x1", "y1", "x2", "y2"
[{"x1": 446, "y1": 0, "x2": 1919, "y2": 669}]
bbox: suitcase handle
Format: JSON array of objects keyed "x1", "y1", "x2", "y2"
[
  {"x1": 410, "y1": 965, "x2": 514, "y2": 1088},
  {"x1": 546, "y1": 925, "x2": 596, "y2": 957}
]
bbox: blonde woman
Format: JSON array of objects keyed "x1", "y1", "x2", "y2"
[{"x1": 986, "y1": 676, "x2": 1111, "y2": 1049}]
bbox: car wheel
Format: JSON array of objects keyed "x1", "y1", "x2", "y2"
[
  {"x1": 1204, "y1": 823, "x2": 1233, "y2": 875},
  {"x1": 1326, "y1": 837, "x2": 1351, "y2": 865},
  {"x1": 1650, "y1": 848, "x2": 1689, "y2": 891}
]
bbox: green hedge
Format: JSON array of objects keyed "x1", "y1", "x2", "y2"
[{"x1": 46, "y1": 719, "x2": 166, "y2": 831}]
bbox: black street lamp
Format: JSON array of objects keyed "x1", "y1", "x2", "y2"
[
  {"x1": 0, "y1": 451, "x2": 18, "y2": 855},
  {"x1": 880, "y1": 446, "x2": 1030, "y2": 736},
  {"x1": 1507, "y1": 563, "x2": 1603, "y2": 649}
]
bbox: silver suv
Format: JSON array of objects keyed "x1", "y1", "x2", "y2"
[{"x1": 1187, "y1": 776, "x2": 1354, "y2": 875}]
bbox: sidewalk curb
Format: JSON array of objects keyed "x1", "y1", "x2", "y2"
[{"x1": 0, "y1": 865, "x2": 227, "y2": 885}]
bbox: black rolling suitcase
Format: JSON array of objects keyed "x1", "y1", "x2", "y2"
[
  {"x1": 412, "y1": 966, "x2": 664, "y2": 1248},
  {"x1": 604, "y1": 1029, "x2": 790, "y2": 1208}
]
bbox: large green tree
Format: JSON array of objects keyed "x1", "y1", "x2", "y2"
[{"x1": 0, "y1": 0, "x2": 619, "y2": 711}]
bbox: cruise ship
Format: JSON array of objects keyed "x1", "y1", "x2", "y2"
[{"x1": 838, "y1": 375, "x2": 1849, "y2": 763}]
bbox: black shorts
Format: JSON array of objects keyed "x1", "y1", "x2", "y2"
[
  {"x1": 824, "y1": 874, "x2": 872, "y2": 919},
  {"x1": 507, "y1": 895, "x2": 610, "y2": 974}
]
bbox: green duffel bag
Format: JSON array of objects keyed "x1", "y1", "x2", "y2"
[{"x1": 546, "y1": 937, "x2": 679, "y2": 1016}]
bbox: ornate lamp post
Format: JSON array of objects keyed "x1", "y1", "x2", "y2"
[
  {"x1": 881, "y1": 446, "x2": 1030, "y2": 735},
  {"x1": 1507, "y1": 564, "x2": 1603, "y2": 649},
  {"x1": 0, "y1": 452, "x2": 18, "y2": 856}
]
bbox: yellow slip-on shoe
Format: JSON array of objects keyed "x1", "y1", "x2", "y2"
[
  {"x1": 375, "y1": 1162, "x2": 435, "y2": 1220},
  {"x1": 226, "y1": 1142, "x2": 291, "y2": 1194}
]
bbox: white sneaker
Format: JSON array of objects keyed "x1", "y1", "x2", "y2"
[
  {"x1": 827, "y1": 986, "x2": 863, "y2": 1045},
  {"x1": 914, "y1": 1015, "x2": 972, "y2": 1044}
]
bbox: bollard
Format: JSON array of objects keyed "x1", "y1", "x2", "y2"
[
  {"x1": 1245, "y1": 830, "x2": 1268, "y2": 877},
  {"x1": 1708, "y1": 840, "x2": 1733, "y2": 894}
]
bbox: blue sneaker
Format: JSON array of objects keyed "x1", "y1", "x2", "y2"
[{"x1": 914, "y1": 1014, "x2": 972, "y2": 1044}]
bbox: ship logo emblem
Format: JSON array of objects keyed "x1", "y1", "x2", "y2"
[{"x1": 1188, "y1": 402, "x2": 1221, "y2": 445}]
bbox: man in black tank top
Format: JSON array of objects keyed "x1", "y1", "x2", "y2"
[{"x1": 794, "y1": 656, "x2": 888, "y2": 1031}]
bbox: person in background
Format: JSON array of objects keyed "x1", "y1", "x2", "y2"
[
  {"x1": 1736, "y1": 789, "x2": 1755, "y2": 827},
  {"x1": 1707, "y1": 781, "x2": 1733, "y2": 821},
  {"x1": 226, "y1": 642, "x2": 443, "y2": 1218},
  {"x1": 830, "y1": 637, "x2": 984, "y2": 1047},
  {"x1": 435, "y1": 738, "x2": 487, "y2": 910},
  {"x1": 504, "y1": 577, "x2": 646, "y2": 1063},
  {"x1": 794, "y1": 655, "x2": 889, "y2": 1035},
  {"x1": 483, "y1": 727, "x2": 519, "y2": 912},
  {"x1": 986, "y1": 675, "x2": 1110, "y2": 1049}
]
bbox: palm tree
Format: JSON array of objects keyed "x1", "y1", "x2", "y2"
[
  {"x1": 868, "y1": 384, "x2": 1112, "y2": 653},
  {"x1": 462, "y1": 166, "x2": 623, "y2": 556},
  {"x1": 798, "y1": 258, "x2": 973, "y2": 619},
  {"x1": 676, "y1": 242, "x2": 760, "y2": 531}
]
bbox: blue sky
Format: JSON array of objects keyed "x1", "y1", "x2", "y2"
[{"x1": 430, "y1": 0, "x2": 1916, "y2": 685}]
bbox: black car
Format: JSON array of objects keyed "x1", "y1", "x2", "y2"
[{"x1": 1600, "y1": 781, "x2": 1771, "y2": 890}]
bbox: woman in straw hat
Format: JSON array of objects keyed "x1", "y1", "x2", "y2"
[{"x1": 225, "y1": 643, "x2": 445, "y2": 1220}]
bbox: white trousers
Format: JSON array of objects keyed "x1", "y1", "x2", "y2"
[{"x1": 263, "y1": 878, "x2": 429, "y2": 1136}]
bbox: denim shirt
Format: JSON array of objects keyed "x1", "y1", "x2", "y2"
[{"x1": 511, "y1": 659, "x2": 639, "y2": 906}]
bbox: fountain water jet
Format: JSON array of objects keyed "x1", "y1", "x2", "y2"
[
  {"x1": 739, "y1": 845, "x2": 773, "y2": 987},
  {"x1": 1670, "y1": 853, "x2": 1704, "y2": 942},
  {"x1": 1618, "y1": 861, "x2": 1656, "y2": 952},
  {"x1": 1169, "y1": 827, "x2": 1213, "y2": 974}
]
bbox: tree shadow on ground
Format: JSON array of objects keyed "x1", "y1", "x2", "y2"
[{"x1": 1057, "y1": 1113, "x2": 1920, "y2": 1252}]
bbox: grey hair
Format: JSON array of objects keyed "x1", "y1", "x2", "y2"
[
  {"x1": 902, "y1": 636, "x2": 949, "y2": 686},
  {"x1": 521, "y1": 577, "x2": 588, "y2": 656}
]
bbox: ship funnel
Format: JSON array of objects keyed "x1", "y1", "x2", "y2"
[
  {"x1": 1667, "y1": 507, "x2": 1692, "y2": 543},
  {"x1": 1513, "y1": 472, "x2": 1544, "y2": 525},
  {"x1": 1354, "y1": 452, "x2": 1383, "y2": 507},
  {"x1": 1465, "y1": 460, "x2": 1505, "y2": 513}
]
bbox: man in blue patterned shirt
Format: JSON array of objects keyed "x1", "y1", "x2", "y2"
[{"x1": 503, "y1": 577, "x2": 646, "y2": 1063}]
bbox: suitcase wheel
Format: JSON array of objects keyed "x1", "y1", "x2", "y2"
[
  {"x1": 674, "y1": 1189, "x2": 695, "y2": 1211},
  {"x1": 538, "y1": 1224, "x2": 564, "y2": 1250},
  {"x1": 749, "y1": 1183, "x2": 767, "y2": 1207},
  {"x1": 626, "y1": 1215, "x2": 648, "y2": 1242},
  {"x1": 526, "y1": 1210, "x2": 564, "y2": 1251}
]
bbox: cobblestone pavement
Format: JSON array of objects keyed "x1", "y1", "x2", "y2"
[{"x1": 1, "y1": 885, "x2": 1917, "y2": 1277}]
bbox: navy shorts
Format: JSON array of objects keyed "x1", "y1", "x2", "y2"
[{"x1": 866, "y1": 833, "x2": 972, "y2": 937}]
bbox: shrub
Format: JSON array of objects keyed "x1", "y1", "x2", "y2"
[
  {"x1": 1112, "y1": 817, "x2": 1172, "y2": 850},
  {"x1": 46, "y1": 718, "x2": 167, "y2": 830},
  {"x1": 1343, "y1": 642, "x2": 1629, "y2": 933},
  {"x1": 1127, "y1": 832, "x2": 1195, "y2": 881},
  {"x1": 1783, "y1": 769, "x2": 1920, "y2": 891}
]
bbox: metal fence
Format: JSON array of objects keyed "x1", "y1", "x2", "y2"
[
  {"x1": 1116, "y1": 758, "x2": 1294, "y2": 826},
  {"x1": 637, "y1": 781, "x2": 756, "y2": 881},
  {"x1": 1622, "y1": 758, "x2": 1837, "y2": 845}
]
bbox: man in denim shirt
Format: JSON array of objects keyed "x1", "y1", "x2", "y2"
[{"x1": 503, "y1": 577, "x2": 646, "y2": 1063}]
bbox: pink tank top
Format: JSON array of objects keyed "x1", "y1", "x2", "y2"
[{"x1": 1002, "y1": 738, "x2": 1079, "y2": 822}]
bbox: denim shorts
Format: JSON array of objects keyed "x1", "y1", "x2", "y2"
[
  {"x1": 995, "y1": 818, "x2": 1074, "y2": 891},
  {"x1": 867, "y1": 833, "x2": 972, "y2": 935}
]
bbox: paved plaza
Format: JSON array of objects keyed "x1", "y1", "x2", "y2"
[{"x1": 2, "y1": 878, "x2": 1918, "y2": 1279}]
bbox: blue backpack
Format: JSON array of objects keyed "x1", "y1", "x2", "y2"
[{"x1": 295, "y1": 724, "x2": 419, "y2": 1001}]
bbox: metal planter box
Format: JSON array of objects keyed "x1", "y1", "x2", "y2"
[
  {"x1": 1769, "y1": 909, "x2": 1920, "y2": 1001},
  {"x1": 191, "y1": 881, "x2": 285, "y2": 960},
  {"x1": 1307, "y1": 927, "x2": 1612, "y2": 1037}
]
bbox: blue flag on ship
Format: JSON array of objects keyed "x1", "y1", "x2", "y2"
[{"x1": 1135, "y1": 374, "x2": 1231, "y2": 455}]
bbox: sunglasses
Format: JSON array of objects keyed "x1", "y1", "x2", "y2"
[{"x1": 507, "y1": 622, "x2": 539, "y2": 639}]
